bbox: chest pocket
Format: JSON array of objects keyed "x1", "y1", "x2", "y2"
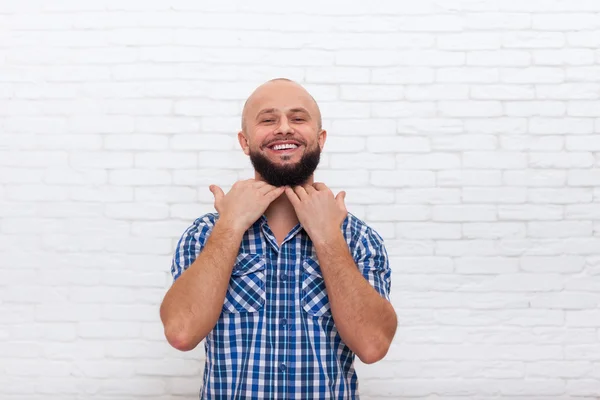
[
  {"x1": 301, "y1": 257, "x2": 331, "y2": 317},
  {"x1": 223, "y1": 253, "x2": 267, "y2": 314}
]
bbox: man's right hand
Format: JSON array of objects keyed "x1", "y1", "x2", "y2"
[{"x1": 209, "y1": 179, "x2": 285, "y2": 234}]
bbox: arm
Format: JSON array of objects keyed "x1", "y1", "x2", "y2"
[
  {"x1": 313, "y1": 232, "x2": 397, "y2": 364},
  {"x1": 160, "y1": 180, "x2": 285, "y2": 351},
  {"x1": 160, "y1": 219, "x2": 244, "y2": 351}
]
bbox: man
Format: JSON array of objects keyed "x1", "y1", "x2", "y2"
[{"x1": 160, "y1": 78, "x2": 397, "y2": 399}]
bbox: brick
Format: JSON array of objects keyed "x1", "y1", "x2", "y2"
[
  {"x1": 463, "y1": 152, "x2": 527, "y2": 169},
  {"x1": 339, "y1": 84, "x2": 403, "y2": 101},
  {"x1": 439, "y1": 101, "x2": 503, "y2": 117},
  {"x1": 171, "y1": 134, "x2": 234, "y2": 150},
  {"x1": 324, "y1": 136, "x2": 365, "y2": 153},
  {"x1": 135, "y1": 117, "x2": 200, "y2": 134},
  {"x1": 464, "y1": 12, "x2": 531, "y2": 30},
  {"x1": 395, "y1": 118, "x2": 463, "y2": 135},
  {"x1": 438, "y1": 170, "x2": 502, "y2": 187},
  {"x1": 463, "y1": 223, "x2": 526, "y2": 239},
  {"x1": 437, "y1": 68, "x2": 499, "y2": 83},
  {"x1": 498, "y1": 205, "x2": 564, "y2": 220},
  {"x1": 332, "y1": 119, "x2": 396, "y2": 136},
  {"x1": 533, "y1": 152, "x2": 595, "y2": 168},
  {"x1": 339, "y1": 188, "x2": 394, "y2": 205},
  {"x1": 566, "y1": 204, "x2": 600, "y2": 220},
  {"x1": 463, "y1": 187, "x2": 527, "y2": 203},
  {"x1": 533, "y1": 49, "x2": 595, "y2": 66},
  {"x1": 366, "y1": 205, "x2": 430, "y2": 221},
  {"x1": 109, "y1": 170, "x2": 171, "y2": 186},
  {"x1": 71, "y1": 152, "x2": 133, "y2": 168},
  {"x1": 404, "y1": 84, "x2": 469, "y2": 100},
  {"x1": 568, "y1": 101, "x2": 600, "y2": 117},
  {"x1": 465, "y1": 118, "x2": 527, "y2": 134},
  {"x1": 305, "y1": 67, "x2": 369, "y2": 83},
  {"x1": 568, "y1": 170, "x2": 600, "y2": 186},
  {"x1": 0, "y1": 151, "x2": 67, "y2": 167},
  {"x1": 105, "y1": 203, "x2": 169, "y2": 220},
  {"x1": 433, "y1": 205, "x2": 497, "y2": 222},
  {"x1": 432, "y1": 135, "x2": 496, "y2": 150},
  {"x1": 396, "y1": 188, "x2": 461, "y2": 204},
  {"x1": 500, "y1": 136, "x2": 563, "y2": 151},
  {"x1": 134, "y1": 186, "x2": 196, "y2": 203},
  {"x1": 467, "y1": 50, "x2": 531, "y2": 66},
  {"x1": 330, "y1": 153, "x2": 394, "y2": 169},
  {"x1": 529, "y1": 118, "x2": 593, "y2": 134},
  {"x1": 537, "y1": 83, "x2": 600, "y2": 99},
  {"x1": 104, "y1": 134, "x2": 168, "y2": 150},
  {"x1": 396, "y1": 153, "x2": 461, "y2": 169},
  {"x1": 437, "y1": 33, "x2": 501, "y2": 50},
  {"x1": 505, "y1": 101, "x2": 566, "y2": 116},
  {"x1": 134, "y1": 152, "x2": 197, "y2": 169},
  {"x1": 521, "y1": 256, "x2": 586, "y2": 273},
  {"x1": 528, "y1": 221, "x2": 593, "y2": 238},
  {"x1": 371, "y1": 67, "x2": 434, "y2": 84},
  {"x1": 371, "y1": 171, "x2": 435, "y2": 187},
  {"x1": 471, "y1": 85, "x2": 535, "y2": 100},
  {"x1": 396, "y1": 222, "x2": 461, "y2": 239},
  {"x1": 503, "y1": 32, "x2": 565, "y2": 48},
  {"x1": 70, "y1": 116, "x2": 134, "y2": 134},
  {"x1": 533, "y1": 13, "x2": 600, "y2": 30},
  {"x1": 529, "y1": 188, "x2": 593, "y2": 204},
  {"x1": 567, "y1": 135, "x2": 600, "y2": 151},
  {"x1": 315, "y1": 170, "x2": 369, "y2": 187}
]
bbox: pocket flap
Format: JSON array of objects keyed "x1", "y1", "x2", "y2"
[
  {"x1": 302, "y1": 257, "x2": 322, "y2": 278},
  {"x1": 233, "y1": 253, "x2": 266, "y2": 276}
]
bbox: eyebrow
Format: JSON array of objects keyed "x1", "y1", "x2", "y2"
[{"x1": 255, "y1": 107, "x2": 311, "y2": 119}]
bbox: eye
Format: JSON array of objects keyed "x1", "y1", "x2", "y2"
[
  {"x1": 293, "y1": 118, "x2": 305, "y2": 122},
  {"x1": 262, "y1": 119, "x2": 275, "y2": 123}
]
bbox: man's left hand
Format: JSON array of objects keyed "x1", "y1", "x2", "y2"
[{"x1": 285, "y1": 183, "x2": 347, "y2": 243}]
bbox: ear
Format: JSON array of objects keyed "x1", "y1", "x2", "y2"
[
  {"x1": 238, "y1": 130, "x2": 250, "y2": 156},
  {"x1": 317, "y1": 129, "x2": 327, "y2": 151}
]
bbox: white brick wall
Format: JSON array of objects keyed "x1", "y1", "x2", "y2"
[{"x1": 1, "y1": 0, "x2": 599, "y2": 398}]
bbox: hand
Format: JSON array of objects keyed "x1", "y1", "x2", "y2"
[
  {"x1": 285, "y1": 182, "x2": 347, "y2": 244},
  {"x1": 210, "y1": 179, "x2": 285, "y2": 233}
]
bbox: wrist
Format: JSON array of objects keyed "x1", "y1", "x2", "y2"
[
  {"x1": 309, "y1": 227, "x2": 344, "y2": 248},
  {"x1": 214, "y1": 217, "x2": 247, "y2": 238}
]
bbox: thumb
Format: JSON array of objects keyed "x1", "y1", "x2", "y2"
[
  {"x1": 209, "y1": 184, "x2": 225, "y2": 202},
  {"x1": 336, "y1": 191, "x2": 346, "y2": 207}
]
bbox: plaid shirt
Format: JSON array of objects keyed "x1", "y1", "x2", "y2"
[{"x1": 171, "y1": 212, "x2": 392, "y2": 400}]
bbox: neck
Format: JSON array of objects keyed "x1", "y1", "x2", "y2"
[{"x1": 256, "y1": 173, "x2": 314, "y2": 228}]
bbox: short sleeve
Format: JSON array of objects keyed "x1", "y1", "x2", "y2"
[
  {"x1": 170, "y1": 214, "x2": 216, "y2": 282},
  {"x1": 353, "y1": 228, "x2": 392, "y2": 301}
]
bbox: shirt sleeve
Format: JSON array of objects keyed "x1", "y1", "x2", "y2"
[
  {"x1": 170, "y1": 215, "x2": 216, "y2": 282},
  {"x1": 353, "y1": 228, "x2": 392, "y2": 301}
]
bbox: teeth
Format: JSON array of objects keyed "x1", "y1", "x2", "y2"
[{"x1": 272, "y1": 143, "x2": 298, "y2": 150}]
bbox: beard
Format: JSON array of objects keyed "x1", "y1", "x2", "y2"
[{"x1": 249, "y1": 145, "x2": 321, "y2": 187}]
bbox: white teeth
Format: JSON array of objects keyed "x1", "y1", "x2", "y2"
[{"x1": 272, "y1": 144, "x2": 298, "y2": 150}]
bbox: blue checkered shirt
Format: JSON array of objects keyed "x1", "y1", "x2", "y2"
[{"x1": 171, "y1": 212, "x2": 392, "y2": 399}]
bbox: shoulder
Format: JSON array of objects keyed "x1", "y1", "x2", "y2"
[
  {"x1": 179, "y1": 212, "x2": 220, "y2": 242},
  {"x1": 342, "y1": 212, "x2": 385, "y2": 249}
]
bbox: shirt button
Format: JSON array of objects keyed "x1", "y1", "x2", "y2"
[
  {"x1": 280, "y1": 318, "x2": 287, "y2": 326},
  {"x1": 279, "y1": 363, "x2": 286, "y2": 372},
  {"x1": 280, "y1": 273, "x2": 287, "y2": 281}
]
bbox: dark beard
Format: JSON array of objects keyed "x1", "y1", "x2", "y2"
[{"x1": 249, "y1": 145, "x2": 321, "y2": 187}]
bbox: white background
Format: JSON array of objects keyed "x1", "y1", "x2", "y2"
[{"x1": 1, "y1": 0, "x2": 600, "y2": 398}]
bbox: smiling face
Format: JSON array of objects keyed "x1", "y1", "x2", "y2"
[{"x1": 239, "y1": 79, "x2": 326, "y2": 187}]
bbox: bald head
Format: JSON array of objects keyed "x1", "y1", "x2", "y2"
[{"x1": 241, "y1": 78, "x2": 322, "y2": 133}]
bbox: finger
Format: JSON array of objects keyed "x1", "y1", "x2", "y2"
[
  {"x1": 266, "y1": 186, "x2": 286, "y2": 202},
  {"x1": 285, "y1": 186, "x2": 301, "y2": 207},
  {"x1": 259, "y1": 183, "x2": 278, "y2": 195},
  {"x1": 313, "y1": 182, "x2": 329, "y2": 192},
  {"x1": 304, "y1": 184, "x2": 317, "y2": 194},
  {"x1": 209, "y1": 184, "x2": 225, "y2": 201},
  {"x1": 293, "y1": 185, "x2": 309, "y2": 201},
  {"x1": 253, "y1": 180, "x2": 268, "y2": 189},
  {"x1": 335, "y1": 190, "x2": 347, "y2": 207}
]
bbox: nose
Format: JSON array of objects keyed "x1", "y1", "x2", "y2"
[{"x1": 274, "y1": 116, "x2": 293, "y2": 135}]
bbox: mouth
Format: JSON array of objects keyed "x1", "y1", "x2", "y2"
[{"x1": 266, "y1": 140, "x2": 302, "y2": 155}]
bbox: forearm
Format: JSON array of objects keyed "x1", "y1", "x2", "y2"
[
  {"x1": 313, "y1": 233, "x2": 397, "y2": 364},
  {"x1": 160, "y1": 220, "x2": 244, "y2": 351}
]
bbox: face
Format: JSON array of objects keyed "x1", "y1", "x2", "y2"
[{"x1": 239, "y1": 80, "x2": 326, "y2": 187}]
